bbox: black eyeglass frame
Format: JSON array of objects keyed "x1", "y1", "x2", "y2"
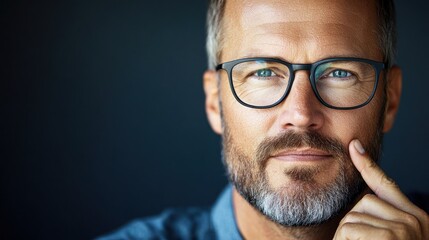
[{"x1": 215, "y1": 57, "x2": 386, "y2": 110}]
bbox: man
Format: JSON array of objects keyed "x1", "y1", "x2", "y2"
[{"x1": 98, "y1": 0, "x2": 428, "y2": 239}]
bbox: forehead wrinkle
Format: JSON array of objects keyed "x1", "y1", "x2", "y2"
[
  {"x1": 238, "y1": 0, "x2": 375, "y2": 26},
  {"x1": 223, "y1": 0, "x2": 381, "y2": 62},
  {"x1": 246, "y1": 21, "x2": 373, "y2": 42},
  {"x1": 238, "y1": 22, "x2": 373, "y2": 62},
  {"x1": 235, "y1": 0, "x2": 378, "y2": 41},
  {"x1": 241, "y1": 2, "x2": 320, "y2": 28}
]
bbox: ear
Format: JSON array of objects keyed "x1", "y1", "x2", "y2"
[
  {"x1": 383, "y1": 66, "x2": 402, "y2": 132},
  {"x1": 203, "y1": 70, "x2": 222, "y2": 134}
]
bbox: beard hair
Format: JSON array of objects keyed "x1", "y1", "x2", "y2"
[{"x1": 221, "y1": 125, "x2": 383, "y2": 227}]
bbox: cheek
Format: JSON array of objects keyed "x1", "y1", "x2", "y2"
[
  {"x1": 324, "y1": 113, "x2": 357, "y2": 146},
  {"x1": 324, "y1": 102, "x2": 382, "y2": 147},
  {"x1": 221, "y1": 81, "x2": 275, "y2": 155}
]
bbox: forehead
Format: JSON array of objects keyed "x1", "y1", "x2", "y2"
[{"x1": 222, "y1": 0, "x2": 381, "y2": 63}]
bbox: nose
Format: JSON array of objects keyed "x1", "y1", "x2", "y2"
[{"x1": 275, "y1": 71, "x2": 324, "y2": 131}]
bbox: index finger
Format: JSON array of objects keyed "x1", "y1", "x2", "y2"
[{"x1": 349, "y1": 139, "x2": 413, "y2": 212}]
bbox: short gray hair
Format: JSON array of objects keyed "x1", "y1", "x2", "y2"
[
  {"x1": 206, "y1": 0, "x2": 397, "y2": 69},
  {"x1": 206, "y1": 0, "x2": 226, "y2": 70}
]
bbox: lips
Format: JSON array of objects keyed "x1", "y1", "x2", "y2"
[{"x1": 270, "y1": 148, "x2": 333, "y2": 162}]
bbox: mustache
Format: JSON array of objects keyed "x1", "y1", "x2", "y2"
[{"x1": 255, "y1": 131, "x2": 349, "y2": 164}]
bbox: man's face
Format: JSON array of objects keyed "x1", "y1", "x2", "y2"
[{"x1": 205, "y1": 0, "x2": 396, "y2": 226}]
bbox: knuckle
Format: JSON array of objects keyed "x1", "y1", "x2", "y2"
[
  {"x1": 339, "y1": 222, "x2": 355, "y2": 232},
  {"x1": 378, "y1": 228, "x2": 396, "y2": 240},
  {"x1": 420, "y1": 209, "x2": 429, "y2": 224},
  {"x1": 361, "y1": 193, "x2": 377, "y2": 205},
  {"x1": 367, "y1": 159, "x2": 378, "y2": 169},
  {"x1": 380, "y1": 174, "x2": 397, "y2": 188},
  {"x1": 374, "y1": 174, "x2": 398, "y2": 195},
  {"x1": 341, "y1": 211, "x2": 359, "y2": 223},
  {"x1": 413, "y1": 209, "x2": 428, "y2": 238},
  {"x1": 401, "y1": 212, "x2": 419, "y2": 229},
  {"x1": 423, "y1": 213, "x2": 429, "y2": 238},
  {"x1": 392, "y1": 222, "x2": 412, "y2": 239},
  {"x1": 362, "y1": 159, "x2": 378, "y2": 174},
  {"x1": 391, "y1": 218, "x2": 422, "y2": 240}
]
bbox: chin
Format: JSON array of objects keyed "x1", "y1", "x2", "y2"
[{"x1": 235, "y1": 165, "x2": 366, "y2": 227}]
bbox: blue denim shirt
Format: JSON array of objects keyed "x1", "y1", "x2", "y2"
[{"x1": 96, "y1": 185, "x2": 242, "y2": 240}]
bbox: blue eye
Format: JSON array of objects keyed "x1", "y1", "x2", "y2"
[
  {"x1": 255, "y1": 69, "x2": 275, "y2": 77},
  {"x1": 330, "y1": 70, "x2": 351, "y2": 78}
]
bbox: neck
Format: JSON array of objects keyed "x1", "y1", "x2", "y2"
[{"x1": 233, "y1": 188, "x2": 348, "y2": 240}]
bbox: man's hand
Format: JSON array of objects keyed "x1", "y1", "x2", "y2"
[{"x1": 333, "y1": 139, "x2": 429, "y2": 240}]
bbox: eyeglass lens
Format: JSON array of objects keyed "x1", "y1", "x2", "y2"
[{"x1": 230, "y1": 60, "x2": 377, "y2": 108}]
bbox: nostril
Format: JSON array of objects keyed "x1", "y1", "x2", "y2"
[{"x1": 308, "y1": 122, "x2": 320, "y2": 130}]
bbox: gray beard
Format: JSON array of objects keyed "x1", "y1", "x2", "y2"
[
  {"x1": 221, "y1": 129, "x2": 381, "y2": 227},
  {"x1": 238, "y1": 161, "x2": 361, "y2": 226}
]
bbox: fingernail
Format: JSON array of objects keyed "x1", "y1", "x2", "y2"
[{"x1": 354, "y1": 140, "x2": 366, "y2": 154}]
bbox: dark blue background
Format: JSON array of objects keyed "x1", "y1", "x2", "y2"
[{"x1": 1, "y1": 1, "x2": 428, "y2": 239}]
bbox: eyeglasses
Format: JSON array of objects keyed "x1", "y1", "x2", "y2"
[{"x1": 216, "y1": 57, "x2": 385, "y2": 110}]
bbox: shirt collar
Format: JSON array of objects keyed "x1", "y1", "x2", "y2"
[{"x1": 211, "y1": 184, "x2": 243, "y2": 240}]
